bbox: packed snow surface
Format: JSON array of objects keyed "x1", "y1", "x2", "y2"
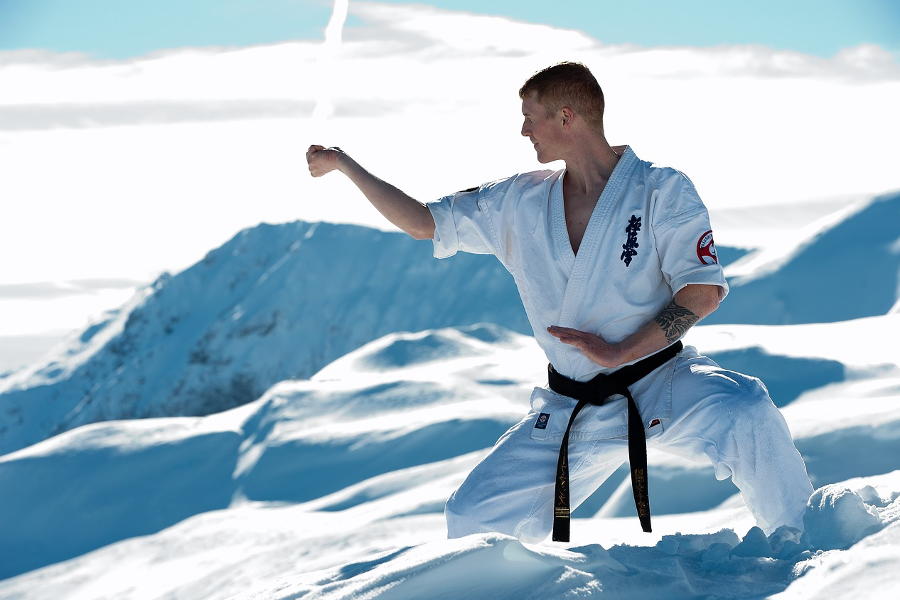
[{"x1": 1, "y1": 314, "x2": 899, "y2": 598}]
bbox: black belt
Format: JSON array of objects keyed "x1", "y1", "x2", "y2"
[{"x1": 547, "y1": 341, "x2": 682, "y2": 542}]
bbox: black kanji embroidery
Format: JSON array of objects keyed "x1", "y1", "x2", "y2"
[{"x1": 620, "y1": 215, "x2": 641, "y2": 267}]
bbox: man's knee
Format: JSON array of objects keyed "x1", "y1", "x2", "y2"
[
  {"x1": 444, "y1": 490, "x2": 481, "y2": 539},
  {"x1": 444, "y1": 484, "x2": 494, "y2": 539},
  {"x1": 719, "y1": 374, "x2": 798, "y2": 457},
  {"x1": 711, "y1": 372, "x2": 776, "y2": 422},
  {"x1": 444, "y1": 487, "x2": 549, "y2": 543},
  {"x1": 734, "y1": 376, "x2": 780, "y2": 420},
  {"x1": 690, "y1": 372, "x2": 782, "y2": 456}
]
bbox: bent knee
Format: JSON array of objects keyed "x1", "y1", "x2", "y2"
[
  {"x1": 445, "y1": 495, "x2": 479, "y2": 539},
  {"x1": 730, "y1": 376, "x2": 777, "y2": 417},
  {"x1": 445, "y1": 490, "x2": 548, "y2": 543},
  {"x1": 697, "y1": 369, "x2": 774, "y2": 418},
  {"x1": 444, "y1": 487, "x2": 496, "y2": 538},
  {"x1": 445, "y1": 494, "x2": 503, "y2": 540}
]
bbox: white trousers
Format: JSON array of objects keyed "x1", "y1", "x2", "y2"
[{"x1": 445, "y1": 345, "x2": 814, "y2": 543}]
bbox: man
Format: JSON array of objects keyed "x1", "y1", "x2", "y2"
[{"x1": 306, "y1": 61, "x2": 813, "y2": 544}]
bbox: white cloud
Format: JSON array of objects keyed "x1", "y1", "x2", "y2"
[
  {"x1": 0, "y1": 278, "x2": 146, "y2": 299},
  {"x1": 0, "y1": 100, "x2": 314, "y2": 130},
  {"x1": 344, "y1": 1, "x2": 600, "y2": 58}
]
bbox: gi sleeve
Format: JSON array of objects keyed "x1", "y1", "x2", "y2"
[
  {"x1": 427, "y1": 184, "x2": 501, "y2": 259},
  {"x1": 652, "y1": 172, "x2": 730, "y2": 301}
]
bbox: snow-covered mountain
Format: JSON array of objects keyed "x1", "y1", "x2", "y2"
[
  {"x1": 0, "y1": 224, "x2": 757, "y2": 458},
  {"x1": 1, "y1": 190, "x2": 896, "y2": 457},
  {"x1": 0, "y1": 221, "x2": 532, "y2": 455},
  {"x1": 1, "y1": 317, "x2": 898, "y2": 595},
  {"x1": 708, "y1": 190, "x2": 900, "y2": 325}
]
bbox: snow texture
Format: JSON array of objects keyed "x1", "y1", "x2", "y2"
[
  {"x1": 3, "y1": 188, "x2": 897, "y2": 457},
  {"x1": 1, "y1": 189, "x2": 899, "y2": 598}
]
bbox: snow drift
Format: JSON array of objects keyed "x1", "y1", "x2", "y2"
[
  {"x1": 2, "y1": 317, "x2": 898, "y2": 583},
  {"x1": 709, "y1": 190, "x2": 900, "y2": 325}
]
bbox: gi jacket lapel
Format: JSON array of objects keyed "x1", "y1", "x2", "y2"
[
  {"x1": 550, "y1": 171, "x2": 576, "y2": 274},
  {"x1": 555, "y1": 146, "x2": 639, "y2": 333}
]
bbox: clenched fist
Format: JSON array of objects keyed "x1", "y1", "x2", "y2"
[{"x1": 306, "y1": 144, "x2": 346, "y2": 177}]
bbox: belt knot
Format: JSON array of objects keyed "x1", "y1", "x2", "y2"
[{"x1": 546, "y1": 341, "x2": 683, "y2": 542}]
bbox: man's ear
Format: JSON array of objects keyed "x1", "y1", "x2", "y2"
[{"x1": 561, "y1": 106, "x2": 575, "y2": 126}]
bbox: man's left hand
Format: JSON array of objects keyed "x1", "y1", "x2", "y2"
[{"x1": 547, "y1": 326, "x2": 625, "y2": 368}]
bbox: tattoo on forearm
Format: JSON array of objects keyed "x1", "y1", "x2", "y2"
[{"x1": 654, "y1": 300, "x2": 700, "y2": 343}]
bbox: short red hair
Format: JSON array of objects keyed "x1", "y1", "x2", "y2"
[{"x1": 519, "y1": 61, "x2": 605, "y2": 131}]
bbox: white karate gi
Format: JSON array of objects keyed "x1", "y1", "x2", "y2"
[{"x1": 427, "y1": 145, "x2": 814, "y2": 543}]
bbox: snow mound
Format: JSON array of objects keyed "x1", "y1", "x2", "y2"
[
  {"x1": 804, "y1": 484, "x2": 887, "y2": 550},
  {"x1": 285, "y1": 480, "x2": 900, "y2": 600},
  {"x1": 262, "y1": 528, "x2": 798, "y2": 599},
  {"x1": 2, "y1": 469, "x2": 898, "y2": 599},
  {"x1": 3, "y1": 318, "x2": 898, "y2": 581},
  {"x1": 710, "y1": 190, "x2": 900, "y2": 325},
  {"x1": 772, "y1": 522, "x2": 900, "y2": 600},
  {"x1": 313, "y1": 323, "x2": 522, "y2": 379},
  {"x1": 0, "y1": 324, "x2": 543, "y2": 579},
  {"x1": 690, "y1": 314, "x2": 900, "y2": 374},
  {"x1": 654, "y1": 528, "x2": 741, "y2": 555}
]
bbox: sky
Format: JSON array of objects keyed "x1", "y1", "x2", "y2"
[
  {"x1": 1, "y1": 0, "x2": 898, "y2": 60},
  {"x1": 1, "y1": 0, "x2": 898, "y2": 371}
]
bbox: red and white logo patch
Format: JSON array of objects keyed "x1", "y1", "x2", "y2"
[{"x1": 696, "y1": 230, "x2": 718, "y2": 265}]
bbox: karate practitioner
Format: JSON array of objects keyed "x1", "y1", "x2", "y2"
[{"x1": 306, "y1": 61, "x2": 814, "y2": 544}]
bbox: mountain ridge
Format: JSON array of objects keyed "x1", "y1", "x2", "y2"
[{"x1": 1, "y1": 190, "x2": 896, "y2": 454}]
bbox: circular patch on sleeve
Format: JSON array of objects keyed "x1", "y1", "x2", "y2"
[{"x1": 696, "y1": 230, "x2": 718, "y2": 264}]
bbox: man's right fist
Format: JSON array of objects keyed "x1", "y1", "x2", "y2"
[{"x1": 306, "y1": 144, "x2": 345, "y2": 177}]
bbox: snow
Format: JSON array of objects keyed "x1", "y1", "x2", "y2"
[
  {"x1": 2, "y1": 189, "x2": 896, "y2": 458},
  {"x1": 804, "y1": 485, "x2": 885, "y2": 551},
  {"x1": 1, "y1": 299, "x2": 899, "y2": 596},
  {"x1": 2, "y1": 478, "x2": 897, "y2": 599},
  {"x1": 1, "y1": 183, "x2": 899, "y2": 596},
  {"x1": 688, "y1": 314, "x2": 900, "y2": 371},
  {"x1": 709, "y1": 190, "x2": 900, "y2": 324},
  {"x1": 773, "y1": 523, "x2": 900, "y2": 599},
  {"x1": 0, "y1": 222, "x2": 535, "y2": 456},
  {"x1": 1, "y1": 0, "x2": 897, "y2": 592}
]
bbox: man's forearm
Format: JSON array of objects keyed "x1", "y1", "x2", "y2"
[
  {"x1": 338, "y1": 155, "x2": 435, "y2": 239},
  {"x1": 616, "y1": 284, "x2": 722, "y2": 363}
]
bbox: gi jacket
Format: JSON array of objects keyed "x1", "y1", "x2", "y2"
[{"x1": 428, "y1": 145, "x2": 729, "y2": 407}]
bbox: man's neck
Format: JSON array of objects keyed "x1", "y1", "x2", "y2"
[{"x1": 562, "y1": 138, "x2": 624, "y2": 197}]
